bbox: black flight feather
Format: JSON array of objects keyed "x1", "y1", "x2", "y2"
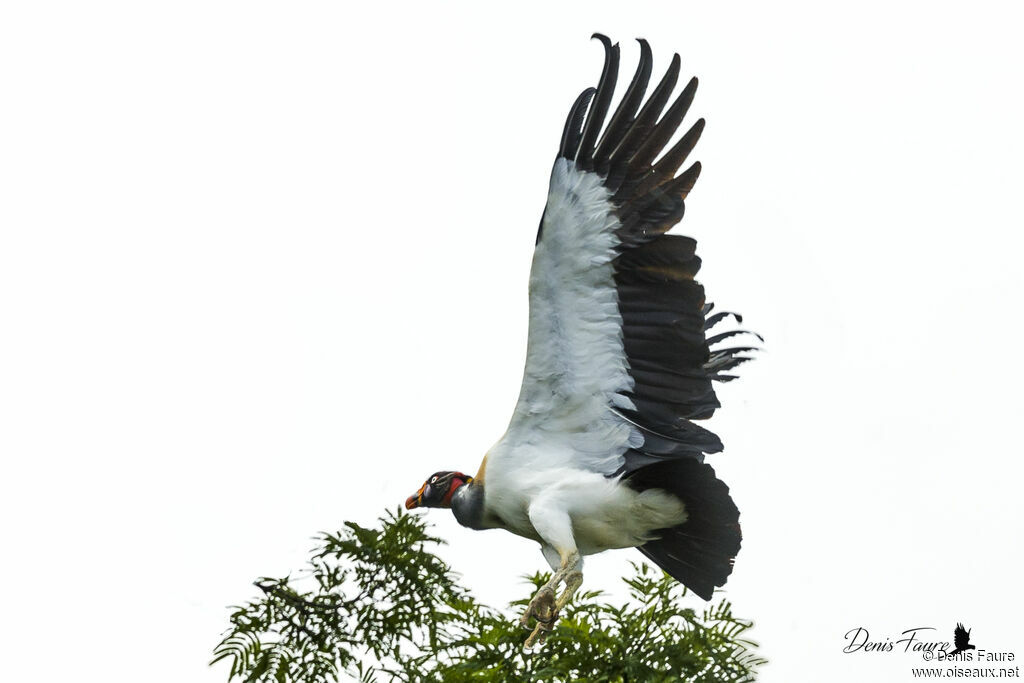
[
  {"x1": 575, "y1": 34, "x2": 619, "y2": 170},
  {"x1": 559, "y1": 88, "x2": 596, "y2": 161},
  {"x1": 628, "y1": 76, "x2": 699, "y2": 173},
  {"x1": 606, "y1": 54, "x2": 681, "y2": 192},
  {"x1": 594, "y1": 38, "x2": 653, "y2": 169}
]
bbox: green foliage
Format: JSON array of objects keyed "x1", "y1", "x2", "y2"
[{"x1": 213, "y1": 509, "x2": 765, "y2": 682}]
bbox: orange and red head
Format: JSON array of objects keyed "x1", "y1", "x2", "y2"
[{"x1": 405, "y1": 471, "x2": 472, "y2": 509}]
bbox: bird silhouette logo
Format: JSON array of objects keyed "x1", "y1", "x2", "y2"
[{"x1": 947, "y1": 623, "x2": 976, "y2": 657}]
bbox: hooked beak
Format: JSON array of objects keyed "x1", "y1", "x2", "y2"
[{"x1": 405, "y1": 486, "x2": 424, "y2": 509}]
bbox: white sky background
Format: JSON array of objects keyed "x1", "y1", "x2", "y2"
[{"x1": 2, "y1": 1, "x2": 1023, "y2": 681}]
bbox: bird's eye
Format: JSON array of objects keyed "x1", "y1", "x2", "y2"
[{"x1": 430, "y1": 476, "x2": 437, "y2": 484}]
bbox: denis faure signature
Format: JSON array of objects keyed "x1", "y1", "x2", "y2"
[
  {"x1": 843, "y1": 625, "x2": 1016, "y2": 664},
  {"x1": 843, "y1": 627, "x2": 950, "y2": 655}
]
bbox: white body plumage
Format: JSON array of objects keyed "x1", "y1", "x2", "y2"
[{"x1": 476, "y1": 160, "x2": 686, "y2": 569}]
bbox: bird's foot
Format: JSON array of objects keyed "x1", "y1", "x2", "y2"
[
  {"x1": 520, "y1": 585, "x2": 558, "y2": 649},
  {"x1": 520, "y1": 585, "x2": 557, "y2": 628}
]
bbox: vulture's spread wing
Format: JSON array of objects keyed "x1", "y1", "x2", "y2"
[{"x1": 502, "y1": 36, "x2": 757, "y2": 476}]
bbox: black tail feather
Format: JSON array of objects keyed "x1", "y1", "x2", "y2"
[{"x1": 626, "y1": 457, "x2": 741, "y2": 600}]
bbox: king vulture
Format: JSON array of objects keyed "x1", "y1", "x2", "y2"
[{"x1": 405, "y1": 35, "x2": 759, "y2": 647}]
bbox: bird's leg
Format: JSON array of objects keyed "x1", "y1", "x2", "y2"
[
  {"x1": 522, "y1": 551, "x2": 582, "y2": 649},
  {"x1": 555, "y1": 568, "x2": 583, "y2": 611},
  {"x1": 523, "y1": 503, "x2": 580, "y2": 648},
  {"x1": 547, "y1": 550, "x2": 581, "y2": 593}
]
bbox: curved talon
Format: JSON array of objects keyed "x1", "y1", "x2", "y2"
[
  {"x1": 533, "y1": 608, "x2": 559, "y2": 625},
  {"x1": 520, "y1": 586, "x2": 558, "y2": 647},
  {"x1": 524, "y1": 618, "x2": 554, "y2": 649},
  {"x1": 519, "y1": 586, "x2": 556, "y2": 624},
  {"x1": 528, "y1": 622, "x2": 552, "y2": 651}
]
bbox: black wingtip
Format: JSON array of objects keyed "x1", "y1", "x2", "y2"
[
  {"x1": 559, "y1": 87, "x2": 597, "y2": 161},
  {"x1": 594, "y1": 37, "x2": 654, "y2": 170},
  {"x1": 576, "y1": 36, "x2": 620, "y2": 169},
  {"x1": 627, "y1": 74, "x2": 700, "y2": 173},
  {"x1": 634, "y1": 39, "x2": 653, "y2": 78},
  {"x1": 678, "y1": 161, "x2": 702, "y2": 198},
  {"x1": 645, "y1": 118, "x2": 705, "y2": 189},
  {"x1": 608, "y1": 51, "x2": 681, "y2": 176}
]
